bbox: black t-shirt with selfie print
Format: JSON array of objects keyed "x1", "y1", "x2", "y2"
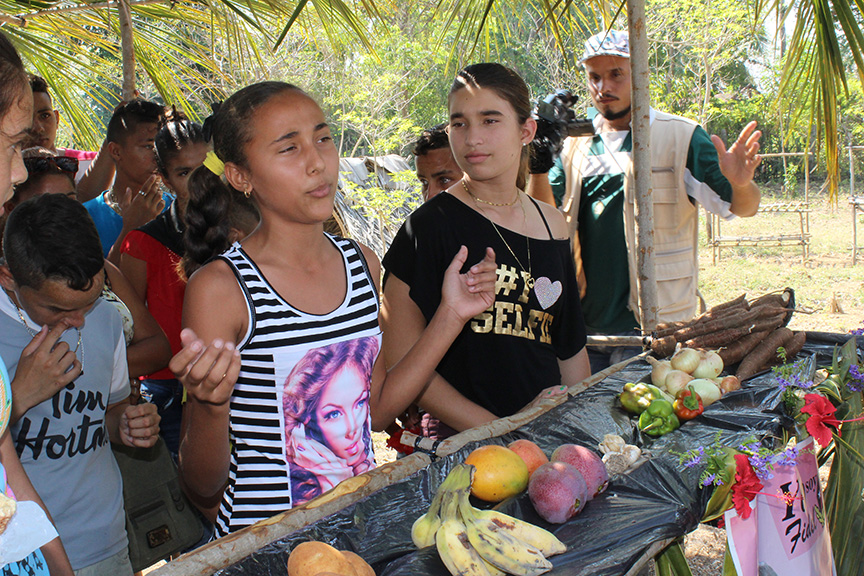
[{"x1": 383, "y1": 192, "x2": 587, "y2": 419}]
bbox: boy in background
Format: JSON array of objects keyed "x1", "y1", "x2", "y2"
[
  {"x1": 0, "y1": 194, "x2": 160, "y2": 575},
  {"x1": 81, "y1": 99, "x2": 173, "y2": 265},
  {"x1": 26, "y1": 75, "x2": 114, "y2": 203}
]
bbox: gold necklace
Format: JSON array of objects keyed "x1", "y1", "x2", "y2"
[
  {"x1": 461, "y1": 179, "x2": 519, "y2": 207},
  {"x1": 464, "y1": 179, "x2": 534, "y2": 289},
  {"x1": 5, "y1": 290, "x2": 84, "y2": 376}
]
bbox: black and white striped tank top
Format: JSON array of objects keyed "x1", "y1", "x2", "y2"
[{"x1": 216, "y1": 235, "x2": 381, "y2": 536}]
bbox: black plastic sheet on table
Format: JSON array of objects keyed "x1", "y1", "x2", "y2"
[{"x1": 213, "y1": 335, "x2": 856, "y2": 576}]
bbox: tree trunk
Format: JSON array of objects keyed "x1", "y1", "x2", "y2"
[
  {"x1": 627, "y1": 0, "x2": 658, "y2": 333},
  {"x1": 118, "y1": 0, "x2": 136, "y2": 100}
]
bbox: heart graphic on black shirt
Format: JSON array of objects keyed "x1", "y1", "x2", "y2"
[{"x1": 534, "y1": 277, "x2": 562, "y2": 310}]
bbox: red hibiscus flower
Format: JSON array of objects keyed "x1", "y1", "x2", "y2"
[
  {"x1": 731, "y1": 454, "x2": 763, "y2": 520},
  {"x1": 800, "y1": 393, "x2": 842, "y2": 447}
]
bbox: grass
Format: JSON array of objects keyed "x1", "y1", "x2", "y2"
[{"x1": 696, "y1": 185, "x2": 864, "y2": 334}]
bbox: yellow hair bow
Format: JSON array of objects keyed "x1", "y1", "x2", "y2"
[{"x1": 203, "y1": 150, "x2": 225, "y2": 176}]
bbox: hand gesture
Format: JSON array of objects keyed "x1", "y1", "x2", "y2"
[
  {"x1": 440, "y1": 246, "x2": 497, "y2": 322},
  {"x1": 288, "y1": 423, "x2": 354, "y2": 492},
  {"x1": 11, "y1": 324, "x2": 82, "y2": 422},
  {"x1": 169, "y1": 328, "x2": 241, "y2": 406},
  {"x1": 120, "y1": 174, "x2": 164, "y2": 229},
  {"x1": 118, "y1": 402, "x2": 161, "y2": 448},
  {"x1": 711, "y1": 121, "x2": 762, "y2": 187}
]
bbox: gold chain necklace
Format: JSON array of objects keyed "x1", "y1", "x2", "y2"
[
  {"x1": 461, "y1": 179, "x2": 519, "y2": 207},
  {"x1": 5, "y1": 290, "x2": 84, "y2": 376},
  {"x1": 463, "y1": 179, "x2": 535, "y2": 289}
]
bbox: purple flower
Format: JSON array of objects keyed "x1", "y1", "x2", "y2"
[
  {"x1": 701, "y1": 473, "x2": 717, "y2": 487},
  {"x1": 773, "y1": 446, "x2": 799, "y2": 467},
  {"x1": 748, "y1": 452, "x2": 775, "y2": 480},
  {"x1": 684, "y1": 447, "x2": 705, "y2": 468},
  {"x1": 850, "y1": 322, "x2": 864, "y2": 336},
  {"x1": 847, "y1": 365, "x2": 864, "y2": 393},
  {"x1": 776, "y1": 373, "x2": 815, "y2": 391},
  {"x1": 738, "y1": 441, "x2": 761, "y2": 454}
]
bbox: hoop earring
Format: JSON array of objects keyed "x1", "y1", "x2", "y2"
[{"x1": 243, "y1": 188, "x2": 251, "y2": 198}]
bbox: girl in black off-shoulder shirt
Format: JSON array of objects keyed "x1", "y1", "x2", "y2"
[{"x1": 382, "y1": 63, "x2": 591, "y2": 438}]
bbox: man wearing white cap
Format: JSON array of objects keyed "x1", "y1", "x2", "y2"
[{"x1": 528, "y1": 29, "x2": 762, "y2": 372}]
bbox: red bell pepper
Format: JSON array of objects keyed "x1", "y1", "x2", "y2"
[{"x1": 673, "y1": 386, "x2": 704, "y2": 420}]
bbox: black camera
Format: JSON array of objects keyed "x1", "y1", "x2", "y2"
[{"x1": 529, "y1": 89, "x2": 594, "y2": 174}]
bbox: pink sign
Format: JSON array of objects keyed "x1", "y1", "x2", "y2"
[{"x1": 725, "y1": 438, "x2": 835, "y2": 576}]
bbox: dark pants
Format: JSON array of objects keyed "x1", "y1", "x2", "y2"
[
  {"x1": 587, "y1": 330, "x2": 643, "y2": 374},
  {"x1": 139, "y1": 378, "x2": 183, "y2": 458}
]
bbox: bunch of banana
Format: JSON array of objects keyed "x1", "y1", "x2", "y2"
[{"x1": 412, "y1": 463, "x2": 566, "y2": 576}]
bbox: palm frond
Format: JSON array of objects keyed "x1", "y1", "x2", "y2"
[{"x1": 0, "y1": 0, "x2": 381, "y2": 146}]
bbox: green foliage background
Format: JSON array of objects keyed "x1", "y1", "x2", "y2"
[{"x1": 6, "y1": 0, "x2": 864, "y2": 188}]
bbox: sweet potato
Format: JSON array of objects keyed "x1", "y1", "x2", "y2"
[
  {"x1": 670, "y1": 307, "x2": 766, "y2": 342},
  {"x1": 655, "y1": 321, "x2": 690, "y2": 338},
  {"x1": 655, "y1": 300, "x2": 750, "y2": 338},
  {"x1": 717, "y1": 330, "x2": 769, "y2": 367},
  {"x1": 750, "y1": 289, "x2": 792, "y2": 309},
  {"x1": 708, "y1": 293, "x2": 748, "y2": 313},
  {"x1": 684, "y1": 324, "x2": 753, "y2": 349},
  {"x1": 736, "y1": 327, "x2": 794, "y2": 381},
  {"x1": 783, "y1": 331, "x2": 807, "y2": 360},
  {"x1": 747, "y1": 312, "x2": 787, "y2": 334},
  {"x1": 650, "y1": 335, "x2": 678, "y2": 358}
]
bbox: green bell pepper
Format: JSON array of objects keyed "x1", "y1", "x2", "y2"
[
  {"x1": 619, "y1": 382, "x2": 665, "y2": 414},
  {"x1": 638, "y1": 399, "x2": 680, "y2": 436}
]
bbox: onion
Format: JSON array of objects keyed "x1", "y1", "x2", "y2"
[
  {"x1": 687, "y1": 378, "x2": 721, "y2": 408},
  {"x1": 664, "y1": 370, "x2": 694, "y2": 397},
  {"x1": 718, "y1": 375, "x2": 741, "y2": 394},
  {"x1": 688, "y1": 379, "x2": 723, "y2": 406},
  {"x1": 671, "y1": 348, "x2": 701, "y2": 374},
  {"x1": 692, "y1": 351, "x2": 724, "y2": 379},
  {"x1": 647, "y1": 358, "x2": 673, "y2": 388}
]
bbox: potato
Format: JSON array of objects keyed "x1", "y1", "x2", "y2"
[
  {"x1": 287, "y1": 541, "x2": 357, "y2": 576},
  {"x1": 341, "y1": 551, "x2": 375, "y2": 576}
]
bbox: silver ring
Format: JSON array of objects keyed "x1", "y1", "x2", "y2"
[{"x1": 139, "y1": 190, "x2": 147, "y2": 196}]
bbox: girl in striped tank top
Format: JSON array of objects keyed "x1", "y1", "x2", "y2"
[{"x1": 168, "y1": 82, "x2": 498, "y2": 536}]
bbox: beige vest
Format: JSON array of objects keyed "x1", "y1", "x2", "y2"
[{"x1": 560, "y1": 110, "x2": 700, "y2": 327}]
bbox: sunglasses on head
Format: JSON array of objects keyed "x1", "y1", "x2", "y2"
[{"x1": 23, "y1": 156, "x2": 79, "y2": 175}]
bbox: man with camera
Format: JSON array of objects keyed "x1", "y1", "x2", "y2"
[{"x1": 527, "y1": 29, "x2": 762, "y2": 372}]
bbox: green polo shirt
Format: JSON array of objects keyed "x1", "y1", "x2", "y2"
[{"x1": 550, "y1": 125, "x2": 733, "y2": 334}]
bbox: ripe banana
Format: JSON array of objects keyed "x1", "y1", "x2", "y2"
[
  {"x1": 412, "y1": 463, "x2": 467, "y2": 548},
  {"x1": 456, "y1": 485, "x2": 552, "y2": 576},
  {"x1": 469, "y1": 507, "x2": 566, "y2": 557},
  {"x1": 436, "y1": 488, "x2": 492, "y2": 576}
]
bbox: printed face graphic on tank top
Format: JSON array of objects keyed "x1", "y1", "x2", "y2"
[
  {"x1": 281, "y1": 336, "x2": 378, "y2": 507},
  {"x1": 469, "y1": 263, "x2": 560, "y2": 342}
]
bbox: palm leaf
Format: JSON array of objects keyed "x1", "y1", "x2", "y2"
[
  {"x1": 824, "y1": 391, "x2": 864, "y2": 576},
  {"x1": 1, "y1": 0, "x2": 380, "y2": 146},
  {"x1": 754, "y1": 0, "x2": 864, "y2": 203}
]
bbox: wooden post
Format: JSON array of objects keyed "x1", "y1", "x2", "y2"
[
  {"x1": 118, "y1": 0, "x2": 136, "y2": 101},
  {"x1": 804, "y1": 138, "x2": 810, "y2": 260},
  {"x1": 627, "y1": 0, "x2": 658, "y2": 332},
  {"x1": 852, "y1": 144, "x2": 857, "y2": 265}
]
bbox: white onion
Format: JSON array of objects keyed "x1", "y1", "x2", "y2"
[
  {"x1": 671, "y1": 347, "x2": 701, "y2": 374},
  {"x1": 688, "y1": 379, "x2": 723, "y2": 406},
  {"x1": 692, "y1": 351, "x2": 724, "y2": 379},
  {"x1": 649, "y1": 359, "x2": 673, "y2": 388},
  {"x1": 664, "y1": 370, "x2": 694, "y2": 397}
]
